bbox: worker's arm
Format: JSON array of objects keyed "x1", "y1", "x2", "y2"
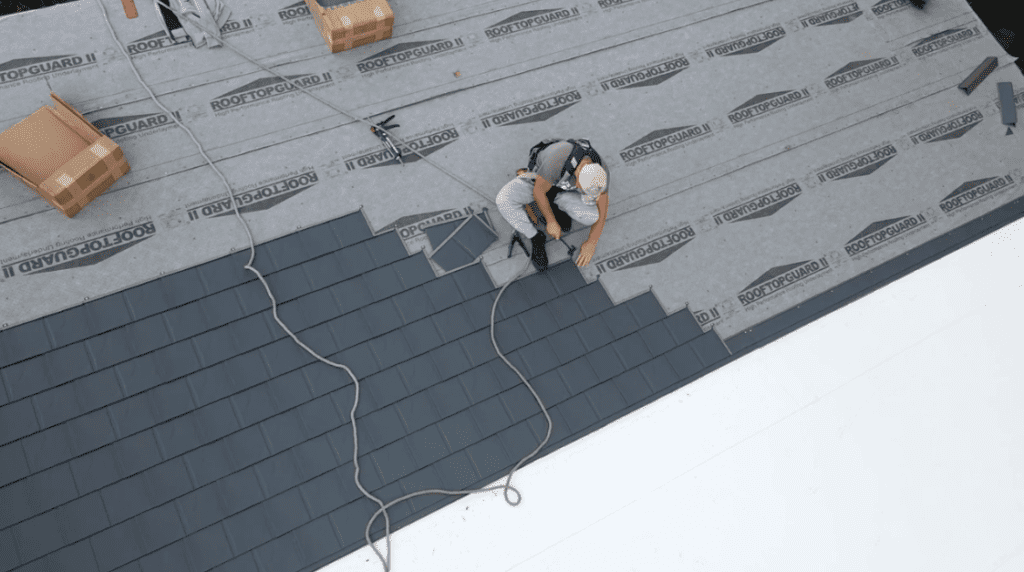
[
  {"x1": 585, "y1": 191, "x2": 608, "y2": 244},
  {"x1": 533, "y1": 174, "x2": 556, "y2": 222}
]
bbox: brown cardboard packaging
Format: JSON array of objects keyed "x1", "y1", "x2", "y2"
[
  {"x1": 304, "y1": 0, "x2": 394, "y2": 53},
  {"x1": 0, "y1": 93, "x2": 130, "y2": 218}
]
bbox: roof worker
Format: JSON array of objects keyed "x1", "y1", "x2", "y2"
[{"x1": 495, "y1": 138, "x2": 609, "y2": 272}]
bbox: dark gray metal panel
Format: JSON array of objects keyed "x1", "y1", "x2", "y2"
[
  {"x1": 35, "y1": 368, "x2": 123, "y2": 430},
  {"x1": 459, "y1": 329, "x2": 498, "y2": 369},
  {"x1": 232, "y1": 280, "x2": 273, "y2": 316},
  {"x1": 255, "y1": 448, "x2": 304, "y2": 499},
  {"x1": 514, "y1": 340, "x2": 560, "y2": 379},
  {"x1": 364, "y1": 265, "x2": 405, "y2": 303},
  {"x1": 122, "y1": 268, "x2": 205, "y2": 321},
  {"x1": 187, "y1": 350, "x2": 270, "y2": 408},
  {"x1": 497, "y1": 420, "x2": 542, "y2": 466},
  {"x1": 563, "y1": 355, "x2": 606, "y2": 395},
  {"x1": 572, "y1": 281, "x2": 614, "y2": 319},
  {"x1": 399, "y1": 465, "x2": 446, "y2": 511},
  {"x1": 998, "y1": 82, "x2": 1017, "y2": 126},
  {"x1": 392, "y1": 286, "x2": 436, "y2": 325},
  {"x1": 362, "y1": 299, "x2": 404, "y2": 338},
  {"x1": 665, "y1": 344, "x2": 703, "y2": 380},
  {"x1": 356, "y1": 406, "x2": 406, "y2": 452},
  {"x1": 423, "y1": 220, "x2": 463, "y2": 249},
  {"x1": 223, "y1": 501, "x2": 274, "y2": 555},
  {"x1": 601, "y1": 302, "x2": 640, "y2": 339},
  {"x1": 211, "y1": 552, "x2": 260, "y2": 572},
  {"x1": 163, "y1": 288, "x2": 244, "y2": 342},
  {"x1": 427, "y1": 377, "x2": 470, "y2": 418},
  {"x1": 69, "y1": 443, "x2": 121, "y2": 496},
  {"x1": 451, "y1": 264, "x2": 495, "y2": 302},
  {"x1": 640, "y1": 355, "x2": 679, "y2": 393},
  {"x1": 610, "y1": 367, "x2": 652, "y2": 407},
  {"x1": 11, "y1": 509, "x2": 63, "y2": 563},
  {"x1": 437, "y1": 406, "x2": 485, "y2": 456},
  {"x1": 86, "y1": 317, "x2": 170, "y2": 372},
  {"x1": 333, "y1": 242, "x2": 377, "y2": 283},
  {"x1": 664, "y1": 309, "x2": 705, "y2": 346},
  {"x1": 102, "y1": 458, "x2": 192, "y2": 526},
  {"x1": 298, "y1": 467, "x2": 357, "y2": 520},
  {"x1": 431, "y1": 305, "x2": 474, "y2": 344},
  {"x1": 402, "y1": 317, "x2": 444, "y2": 357},
  {"x1": 432, "y1": 450, "x2": 480, "y2": 491},
  {"x1": 328, "y1": 499, "x2": 377, "y2": 550},
  {"x1": 547, "y1": 327, "x2": 586, "y2": 365},
  {"x1": 44, "y1": 293, "x2": 133, "y2": 348},
  {"x1": 328, "y1": 275, "x2": 374, "y2": 318},
  {"x1": 0, "y1": 441, "x2": 29, "y2": 488},
  {"x1": 421, "y1": 274, "x2": 463, "y2": 312},
  {"x1": 465, "y1": 434, "x2": 511, "y2": 480},
  {"x1": 261, "y1": 410, "x2": 310, "y2": 457},
  {"x1": 627, "y1": 291, "x2": 667, "y2": 329},
  {"x1": 405, "y1": 425, "x2": 450, "y2": 468},
  {"x1": 557, "y1": 393, "x2": 599, "y2": 433},
  {"x1": 545, "y1": 261, "x2": 587, "y2": 296},
  {"x1": 365, "y1": 233, "x2": 408, "y2": 268},
  {"x1": 115, "y1": 341, "x2": 202, "y2": 400},
  {"x1": 573, "y1": 314, "x2": 615, "y2": 353},
  {"x1": 452, "y1": 214, "x2": 498, "y2": 258},
  {"x1": 460, "y1": 290, "x2": 499, "y2": 331},
  {"x1": 516, "y1": 370, "x2": 567, "y2": 414},
  {"x1": 298, "y1": 222, "x2": 344, "y2": 261},
  {"x1": 254, "y1": 531, "x2": 305, "y2": 572},
  {"x1": 392, "y1": 253, "x2": 436, "y2": 290},
  {"x1": 0, "y1": 526, "x2": 18, "y2": 572},
  {"x1": 518, "y1": 304, "x2": 560, "y2": 344},
  {"x1": 469, "y1": 396, "x2": 513, "y2": 438},
  {"x1": 196, "y1": 251, "x2": 252, "y2": 294},
  {"x1": 335, "y1": 342, "x2": 381, "y2": 380},
  {"x1": 430, "y1": 238, "x2": 476, "y2": 271},
  {"x1": 689, "y1": 331, "x2": 731, "y2": 367},
  {"x1": 329, "y1": 212, "x2": 374, "y2": 248},
  {"x1": 183, "y1": 523, "x2": 234, "y2": 572},
  {"x1": 369, "y1": 330, "x2": 414, "y2": 370},
  {"x1": 88, "y1": 517, "x2": 144, "y2": 571},
  {"x1": 431, "y1": 341, "x2": 474, "y2": 382},
  {"x1": 23, "y1": 408, "x2": 116, "y2": 473},
  {"x1": 157, "y1": 399, "x2": 239, "y2": 459},
  {"x1": 359, "y1": 368, "x2": 406, "y2": 412},
  {"x1": 0, "y1": 398, "x2": 39, "y2": 448},
  {"x1": 492, "y1": 316, "x2": 530, "y2": 353},
  {"x1": 193, "y1": 314, "x2": 272, "y2": 368},
  {"x1": 260, "y1": 337, "x2": 317, "y2": 379},
  {"x1": 263, "y1": 233, "x2": 314, "y2": 273},
  {"x1": 114, "y1": 431, "x2": 163, "y2": 481},
  {"x1": 0, "y1": 320, "x2": 50, "y2": 371},
  {"x1": 613, "y1": 332, "x2": 654, "y2": 370},
  {"x1": 457, "y1": 363, "x2": 501, "y2": 405},
  {"x1": 394, "y1": 390, "x2": 440, "y2": 434},
  {"x1": 328, "y1": 309, "x2": 372, "y2": 353},
  {"x1": 108, "y1": 380, "x2": 190, "y2": 439},
  {"x1": 4, "y1": 342, "x2": 92, "y2": 402},
  {"x1": 545, "y1": 295, "x2": 586, "y2": 330},
  {"x1": 370, "y1": 438, "x2": 418, "y2": 485},
  {"x1": 138, "y1": 538, "x2": 191, "y2": 572},
  {"x1": 302, "y1": 251, "x2": 345, "y2": 292},
  {"x1": 265, "y1": 264, "x2": 314, "y2": 304},
  {"x1": 638, "y1": 320, "x2": 676, "y2": 358},
  {"x1": 493, "y1": 284, "x2": 533, "y2": 321},
  {"x1": 526, "y1": 406, "x2": 571, "y2": 446}
]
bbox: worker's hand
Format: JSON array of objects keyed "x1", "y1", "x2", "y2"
[
  {"x1": 576, "y1": 240, "x2": 597, "y2": 267},
  {"x1": 546, "y1": 221, "x2": 562, "y2": 241}
]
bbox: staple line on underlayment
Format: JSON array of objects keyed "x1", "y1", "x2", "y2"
[{"x1": 95, "y1": 0, "x2": 562, "y2": 570}]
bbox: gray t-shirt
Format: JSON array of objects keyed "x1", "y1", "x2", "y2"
[{"x1": 535, "y1": 141, "x2": 609, "y2": 195}]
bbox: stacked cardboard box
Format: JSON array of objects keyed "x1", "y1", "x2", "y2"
[
  {"x1": 0, "y1": 93, "x2": 130, "y2": 218},
  {"x1": 304, "y1": 0, "x2": 394, "y2": 53}
]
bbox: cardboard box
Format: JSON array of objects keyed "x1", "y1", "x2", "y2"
[
  {"x1": 304, "y1": 0, "x2": 394, "y2": 53},
  {"x1": 0, "y1": 93, "x2": 130, "y2": 218}
]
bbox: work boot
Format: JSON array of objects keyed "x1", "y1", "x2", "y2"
[{"x1": 530, "y1": 231, "x2": 548, "y2": 272}]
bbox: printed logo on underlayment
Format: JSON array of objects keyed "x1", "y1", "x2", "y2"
[
  {"x1": 908, "y1": 109, "x2": 985, "y2": 144},
  {"x1": 126, "y1": 31, "x2": 193, "y2": 55},
  {"x1": 738, "y1": 259, "x2": 830, "y2": 306},
  {"x1": 845, "y1": 214, "x2": 928, "y2": 257},
  {"x1": 727, "y1": 89, "x2": 812, "y2": 125},
  {"x1": 219, "y1": 17, "x2": 256, "y2": 36},
  {"x1": 378, "y1": 206, "x2": 477, "y2": 239},
  {"x1": 814, "y1": 143, "x2": 897, "y2": 183},
  {"x1": 939, "y1": 174, "x2": 1019, "y2": 215},
  {"x1": 824, "y1": 56, "x2": 902, "y2": 90},
  {"x1": 704, "y1": 25, "x2": 786, "y2": 58},
  {"x1": 693, "y1": 306, "x2": 726, "y2": 331},
  {"x1": 0, "y1": 54, "x2": 99, "y2": 86},
  {"x1": 871, "y1": 0, "x2": 913, "y2": 17},
  {"x1": 484, "y1": 8, "x2": 582, "y2": 40},
  {"x1": 908, "y1": 27, "x2": 983, "y2": 58},
  {"x1": 480, "y1": 90, "x2": 582, "y2": 128},
  {"x1": 344, "y1": 127, "x2": 460, "y2": 170},
  {"x1": 796, "y1": 2, "x2": 863, "y2": 27},
  {"x1": 619, "y1": 125, "x2": 715, "y2": 164},
  {"x1": 356, "y1": 40, "x2": 467, "y2": 74},
  {"x1": 0, "y1": 221, "x2": 156, "y2": 279},
  {"x1": 278, "y1": 1, "x2": 311, "y2": 21},
  {"x1": 598, "y1": 56, "x2": 690, "y2": 91},
  {"x1": 712, "y1": 183, "x2": 803, "y2": 226},
  {"x1": 596, "y1": 0, "x2": 653, "y2": 10},
  {"x1": 210, "y1": 73, "x2": 334, "y2": 113},
  {"x1": 185, "y1": 170, "x2": 318, "y2": 220},
  {"x1": 593, "y1": 226, "x2": 696, "y2": 274},
  {"x1": 87, "y1": 111, "x2": 183, "y2": 140}
]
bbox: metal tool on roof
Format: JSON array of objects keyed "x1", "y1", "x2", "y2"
[
  {"x1": 959, "y1": 56, "x2": 998, "y2": 96},
  {"x1": 370, "y1": 114, "x2": 403, "y2": 165},
  {"x1": 998, "y1": 82, "x2": 1017, "y2": 135}
]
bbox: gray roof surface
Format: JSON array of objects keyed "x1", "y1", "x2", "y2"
[{"x1": 0, "y1": 209, "x2": 728, "y2": 572}]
